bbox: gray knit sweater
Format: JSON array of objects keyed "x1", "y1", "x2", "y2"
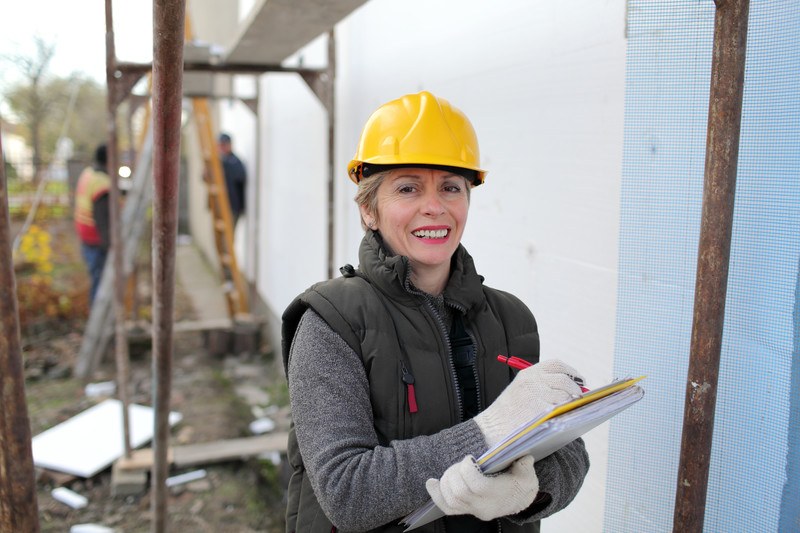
[{"x1": 288, "y1": 309, "x2": 589, "y2": 532}]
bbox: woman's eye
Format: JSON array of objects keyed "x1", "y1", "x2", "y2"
[
  {"x1": 443, "y1": 184, "x2": 462, "y2": 193},
  {"x1": 398, "y1": 185, "x2": 416, "y2": 194}
]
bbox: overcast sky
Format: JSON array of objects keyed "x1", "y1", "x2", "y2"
[{"x1": 0, "y1": 0, "x2": 153, "y2": 85}]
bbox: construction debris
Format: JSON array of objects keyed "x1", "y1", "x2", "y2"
[
  {"x1": 51, "y1": 486, "x2": 88, "y2": 509},
  {"x1": 248, "y1": 417, "x2": 276, "y2": 434},
  {"x1": 115, "y1": 432, "x2": 288, "y2": 473},
  {"x1": 31, "y1": 399, "x2": 182, "y2": 478},
  {"x1": 166, "y1": 469, "x2": 207, "y2": 488},
  {"x1": 84, "y1": 381, "x2": 117, "y2": 397},
  {"x1": 70, "y1": 524, "x2": 118, "y2": 533}
]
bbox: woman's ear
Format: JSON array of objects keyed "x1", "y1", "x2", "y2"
[{"x1": 359, "y1": 204, "x2": 377, "y2": 230}]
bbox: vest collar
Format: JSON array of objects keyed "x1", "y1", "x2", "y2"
[{"x1": 357, "y1": 230, "x2": 485, "y2": 311}]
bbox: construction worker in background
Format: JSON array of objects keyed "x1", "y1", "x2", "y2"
[
  {"x1": 218, "y1": 132, "x2": 247, "y2": 226},
  {"x1": 281, "y1": 91, "x2": 589, "y2": 532},
  {"x1": 74, "y1": 143, "x2": 111, "y2": 304}
]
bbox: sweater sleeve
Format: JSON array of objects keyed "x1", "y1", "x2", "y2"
[{"x1": 287, "y1": 309, "x2": 487, "y2": 531}]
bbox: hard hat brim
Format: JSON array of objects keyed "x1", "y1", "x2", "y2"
[{"x1": 348, "y1": 159, "x2": 486, "y2": 186}]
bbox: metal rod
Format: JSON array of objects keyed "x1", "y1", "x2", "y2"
[
  {"x1": 105, "y1": 0, "x2": 133, "y2": 460},
  {"x1": 150, "y1": 0, "x2": 186, "y2": 531},
  {"x1": 251, "y1": 75, "x2": 261, "y2": 294},
  {"x1": 115, "y1": 60, "x2": 325, "y2": 76},
  {"x1": 326, "y1": 30, "x2": 336, "y2": 279},
  {"x1": 127, "y1": 103, "x2": 141, "y2": 323},
  {"x1": 673, "y1": 0, "x2": 749, "y2": 530},
  {"x1": 0, "y1": 125, "x2": 41, "y2": 533}
]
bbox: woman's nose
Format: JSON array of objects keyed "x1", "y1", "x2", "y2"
[{"x1": 421, "y1": 190, "x2": 445, "y2": 216}]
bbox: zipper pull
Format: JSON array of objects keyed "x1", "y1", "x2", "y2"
[{"x1": 401, "y1": 363, "x2": 418, "y2": 414}]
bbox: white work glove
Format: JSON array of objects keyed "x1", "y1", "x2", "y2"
[
  {"x1": 426, "y1": 454, "x2": 539, "y2": 521},
  {"x1": 474, "y1": 359, "x2": 584, "y2": 448}
]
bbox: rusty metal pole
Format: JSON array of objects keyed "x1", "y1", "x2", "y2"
[
  {"x1": 105, "y1": 0, "x2": 133, "y2": 459},
  {"x1": 126, "y1": 106, "x2": 141, "y2": 323},
  {"x1": 673, "y1": 1, "x2": 749, "y2": 531},
  {"x1": 0, "y1": 128, "x2": 41, "y2": 533},
  {"x1": 150, "y1": 1, "x2": 185, "y2": 531},
  {"x1": 326, "y1": 29, "x2": 336, "y2": 280},
  {"x1": 127, "y1": 103, "x2": 138, "y2": 165},
  {"x1": 254, "y1": 77, "x2": 261, "y2": 289}
]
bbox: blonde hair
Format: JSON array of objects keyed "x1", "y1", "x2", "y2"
[{"x1": 354, "y1": 170, "x2": 390, "y2": 230}]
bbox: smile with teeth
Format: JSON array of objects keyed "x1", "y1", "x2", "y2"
[{"x1": 412, "y1": 228, "x2": 449, "y2": 239}]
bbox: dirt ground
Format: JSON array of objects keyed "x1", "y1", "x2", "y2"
[{"x1": 13, "y1": 214, "x2": 290, "y2": 533}]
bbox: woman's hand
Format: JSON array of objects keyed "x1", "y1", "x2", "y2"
[
  {"x1": 474, "y1": 359, "x2": 584, "y2": 448},
  {"x1": 425, "y1": 454, "x2": 539, "y2": 520}
]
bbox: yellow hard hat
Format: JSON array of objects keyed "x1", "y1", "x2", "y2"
[{"x1": 347, "y1": 91, "x2": 487, "y2": 186}]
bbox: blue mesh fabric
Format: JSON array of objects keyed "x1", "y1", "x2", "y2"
[{"x1": 607, "y1": 1, "x2": 800, "y2": 531}]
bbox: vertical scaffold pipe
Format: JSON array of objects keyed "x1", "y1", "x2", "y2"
[
  {"x1": 151, "y1": 0, "x2": 185, "y2": 531},
  {"x1": 0, "y1": 128, "x2": 41, "y2": 533},
  {"x1": 673, "y1": 1, "x2": 750, "y2": 531},
  {"x1": 105, "y1": 0, "x2": 133, "y2": 460},
  {"x1": 326, "y1": 30, "x2": 336, "y2": 280}
]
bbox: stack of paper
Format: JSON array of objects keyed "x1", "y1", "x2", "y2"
[{"x1": 401, "y1": 376, "x2": 645, "y2": 531}]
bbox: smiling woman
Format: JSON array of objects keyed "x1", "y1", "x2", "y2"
[
  {"x1": 360, "y1": 168, "x2": 470, "y2": 295},
  {"x1": 281, "y1": 91, "x2": 590, "y2": 533}
]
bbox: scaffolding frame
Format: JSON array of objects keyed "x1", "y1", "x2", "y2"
[{"x1": 0, "y1": 1, "x2": 751, "y2": 531}]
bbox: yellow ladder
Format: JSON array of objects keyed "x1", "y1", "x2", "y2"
[
  {"x1": 191, "y1": 97, "x2": 249, "y2": 317},
  {"x1": 183, "y1": 12, "x2": 248, "y2": 318}
]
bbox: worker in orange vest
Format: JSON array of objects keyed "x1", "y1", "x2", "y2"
[{"x1": 74, "y1": 144, "x2": 111, "y2": 304}]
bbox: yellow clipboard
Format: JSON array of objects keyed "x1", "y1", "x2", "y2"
[{"x1": 478, "y1": 375, "x2": 646, "y2": 467}]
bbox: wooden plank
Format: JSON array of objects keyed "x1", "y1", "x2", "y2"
[
  {"x1": 174, "y1": 433, "x2": 288, "y2": 468},
  {"x1": 174, "y1": 318, "x2": 234, "y2": 332},
  {"x1": 111, "y1": 460, "x2": 149, "y2": 496},
  {"x1": 116, "y1": 448, "x2": 174, "y2": 472},
  {"x1": 125, "y1": 318, "x2": 235, "y2": 337},
  {"x1": 36, "y1": 468, "x2": 77, "y2": 486},
  {"x1": 114, "y1": 433, "x2": 288, "y2": 472}
]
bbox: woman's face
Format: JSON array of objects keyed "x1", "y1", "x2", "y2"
[{"x1": 362, "y1": 167, "x2": 470, "y2": 276}]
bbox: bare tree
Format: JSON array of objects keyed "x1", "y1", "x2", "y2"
[
  {"x1": 2, "y1": 37, "x2": 107, "y2": 181},
  {"x1": 3, "y1": 37, "x2": 56, "y2": 183}
]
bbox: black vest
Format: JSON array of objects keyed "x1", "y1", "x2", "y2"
[{"x1": 282, "y1": 232, "x2": 541, "y2": 533}]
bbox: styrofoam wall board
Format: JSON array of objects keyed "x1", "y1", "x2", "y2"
[{"x1": 257, "y1": 74, "x2": 329, "y2": 310}]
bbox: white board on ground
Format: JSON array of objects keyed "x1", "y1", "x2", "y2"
[{"x1": 32, "y1": 399, "x2": 182, "y2": 477}]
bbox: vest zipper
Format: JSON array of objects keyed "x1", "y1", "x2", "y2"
[
  {"x1": 422, "y1": 298, "x2": 464, "y2": 422},
  {"x1": 448, "y1": 301, "x2": 483, "y2": 415},
  {"x1": 401, "y1": 268, "x2": 465, "y2": 423},
  {"x1": 401, "y1": 362, "x2": 418, "y2": 413},
  {"x1": 447, "y1": 302, "x2": 499, "y2": 533}
]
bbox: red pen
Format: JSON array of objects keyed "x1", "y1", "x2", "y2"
[
  {"x1": 497, "y1": 354, "x2": 533, "y2": 371},
  {"x1": 497, "y1": 354, "x2": 590, "y2": 392}
]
